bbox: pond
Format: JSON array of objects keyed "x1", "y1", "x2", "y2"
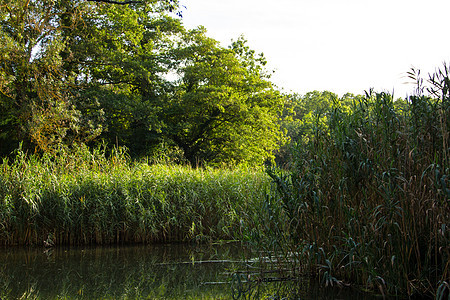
[{"x1": 0, "y1": 243, "x2": 382, "y2": 299}]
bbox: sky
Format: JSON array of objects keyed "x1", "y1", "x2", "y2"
[{"x1": 178, "y1": 0, "x2": 450, "y2": 98}]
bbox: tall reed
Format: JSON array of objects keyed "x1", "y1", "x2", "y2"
[
  {"x1": 240, "y1": 66, "x2": 449, "y2": 298},
  {"x1": 0, "y1": 144, "x2": 271, "y2": 246}
]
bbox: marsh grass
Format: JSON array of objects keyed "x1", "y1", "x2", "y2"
[
  {"x1": 240, "y1": 67, "x2": 449, "y2": 298},
  {"x1": 0, "y1": 144, "x2": 271, "y2": 246}
]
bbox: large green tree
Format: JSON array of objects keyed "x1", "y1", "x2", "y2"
[
  {"x1": 0, "y1": 0, "x2": 70, "y2": 153},
  {"x1": 69, "y1": 16, "x2": 286, "y2": 165},
  {"x1": 0, "y1": 0, "x2": 179, "y2": 154},
  {"x1": 63, "y1": 0, "x2": 183, "y2": 155},
  {"x1": 163, "y1": 30, "x2": 286, "y2": 165}
]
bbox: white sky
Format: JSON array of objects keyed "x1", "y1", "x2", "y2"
[{"x1": 179, "y1": 0, "x2": 450, "y2": 98}]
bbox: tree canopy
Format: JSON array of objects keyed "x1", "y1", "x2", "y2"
[{"x1": 0, "y1": 0, "x2": 286, "y2": 165}]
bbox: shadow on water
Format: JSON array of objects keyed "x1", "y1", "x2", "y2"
[{"x1": 0, "y1": 243, "x2": 383, "y2": 299}]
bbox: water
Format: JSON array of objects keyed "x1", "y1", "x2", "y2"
[{"x1": 0, "y1": 243, "x2": 382, "y2": 299}]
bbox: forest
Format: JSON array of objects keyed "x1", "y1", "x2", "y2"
[{"x1": 0, "y1": 0, "x2": 449, "y2": 299}]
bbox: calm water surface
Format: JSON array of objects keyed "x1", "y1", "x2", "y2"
[{"x1": 0, "y1": 243, "x2": 382, "y2": 299}]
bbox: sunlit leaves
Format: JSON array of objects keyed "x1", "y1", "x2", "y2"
[{"x1": 164, "y1": 29, "x2": 285, "y2": 165}]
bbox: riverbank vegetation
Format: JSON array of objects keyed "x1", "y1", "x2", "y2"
[
  {"x1": 1, "y1": 0, "x2": 449, "y2": 299},
  {"x1": 239, "y1": 68, "x2": 449, "y2": 298},
  {"x1": 0, "y1": 145, "x2": 271, "y2": 245}
]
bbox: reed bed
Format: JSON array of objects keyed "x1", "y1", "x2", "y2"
[
  {"x1": 240, "y1": 70, "x2": 449, "y2": 298},
  {"x1": 0, "y1": 145, "x2": 271, "y2": 246}
]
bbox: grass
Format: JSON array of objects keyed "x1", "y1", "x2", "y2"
[
  {"x1": 0, "y1": 144, "x2": 271, "y2": 246},
  {"x1": 239, "y1": 67, "x2": 449, "y2": 298}
]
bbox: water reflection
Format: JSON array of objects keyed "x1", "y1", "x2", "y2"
[
  {"x1": 0, "y1": 243, "x2": 382, "y2": 299},
  {"x1": 0, "y1": 243, "x2": 244, "y2": 299}
]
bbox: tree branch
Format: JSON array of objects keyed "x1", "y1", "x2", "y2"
[{"x1": 88, "y1": 0, "x2": 142, "y2": 5}]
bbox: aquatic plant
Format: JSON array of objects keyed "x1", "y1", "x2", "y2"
[
  {"x1": 0, "y1": 144, "x2": 271, "y2": 245},
  {"x1": 240, "y1": 65, "x2": 449, "y2": 298}
]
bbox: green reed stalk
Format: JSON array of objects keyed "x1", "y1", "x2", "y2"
[
  {"x1": 240, "y1": 66, "x2": 449, "y2": 298},
  {"x1": 0, "y1": 144, "x2": 271, "y2": 246}
]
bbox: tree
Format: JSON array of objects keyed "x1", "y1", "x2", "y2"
[
  {"x1": 0, "y1": 0, "x2": 93, "y2": 154},
  {"x1": 70, "y1": 2, "x2": 184, "y2": 155},
  {"x1": 275, "y1": 91, "x2": 366, "y2": 166},
  {"x1": 163, "y1": 30, "x2": 286, "y2": 165},
  {"x1": 0, "y1": 0, "x2": 180, "y2": 155}
]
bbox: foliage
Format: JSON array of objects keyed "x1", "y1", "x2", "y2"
[
  {"x1": 69, "y1": 1, "x2": 185, "y2": 156},
  {"x1": 240, "y1": 65, "x2": 450, "y2": 298},
  {"x1": 0, "y1": 0, "x2": 286, "y2": 165},
  {"x1": 165, "y1": 32, "x2": 286, "y2": 165},
  {"x1": 0, "y1": 0, "x2": 106, "y2": 154},
  {"x1": 276, "y1": 91, "x2": 364, "y2": 167}
]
